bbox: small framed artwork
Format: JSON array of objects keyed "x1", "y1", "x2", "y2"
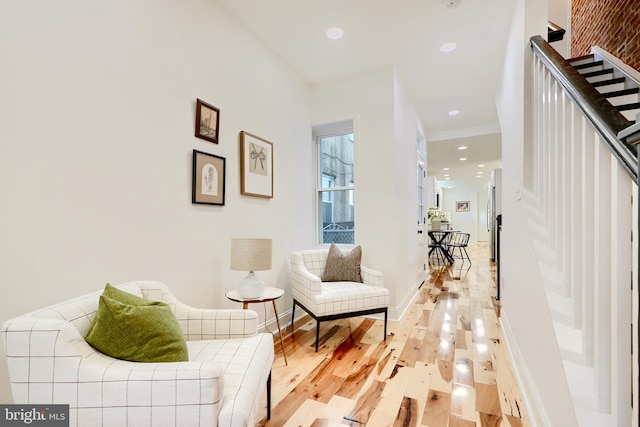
[
  {"x1": 456, "y1": 201, "x2": 470, "y2": 212},
  {"x1": 195, "y1": 99, "x2": 220, "y2": 144},
  {"x1": 192, "y1": 149, "x2": 225, "y2": 205},
  {"x1": 240, "y1": 131, "x2": 274, "y2": 198}
]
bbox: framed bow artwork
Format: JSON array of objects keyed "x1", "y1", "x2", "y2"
[{"x1": 239, "y1": 131, "x2": 274, "y2": 198}]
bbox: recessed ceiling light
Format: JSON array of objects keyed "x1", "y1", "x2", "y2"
[
  {"x1": 448, "y1": 110, "x2": 460, "y2": 116},
  {"x1": 444, "y1": 174, "x2": 450, "y2": 177},
  {"x1": 459, "y1": 157, "x2": 467, "y2": 161},
  {"x1": 443, "y1": 167, "x2": 450, "y2": 171},
  {"x1": 478, "y1": 164, "x2": 485, "y2": 167},
  {"x1": 326, "y1": 27, "x2": 344, "y2": 40},
  {"x1": 444, "y1": 0, "x2": 462, "y2": 10},
  {"x1": 445, "y1": 177, "x2": 451, "y2": 180},
  {"x1": 440, "y1": 42, "x2": 457, "y2": 53},
  {"x1": 458, "y1": 146, "x2": 467, "y2": 150}
]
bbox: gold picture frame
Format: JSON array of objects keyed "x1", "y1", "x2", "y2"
[{"x1": 240, "y1": 131, "x2": 274, "y2": 198}]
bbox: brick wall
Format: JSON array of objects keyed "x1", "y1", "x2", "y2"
[{"x1": 572, "y1": 0, "x2": 640, "y2": 71}]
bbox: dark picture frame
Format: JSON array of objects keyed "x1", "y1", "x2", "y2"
[
  {"x1": 195, "y1": 99, "x2": 220, "y2": 144},
  {"x1": 192, "y1": 149, "x2": 226, "y2": 205},
  {"x1": 456, "y1": 201, "x2": 470, "y2": 212},
  {"x1": 240, "y1": 131, "x2": 274, "y2": 199}
]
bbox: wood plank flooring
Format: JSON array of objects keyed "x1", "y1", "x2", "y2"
[{"x1": 257, "y1": 243, "x2": 529, "y2": 426}]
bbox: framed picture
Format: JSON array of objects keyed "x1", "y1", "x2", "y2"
[
  {"x1": 195, "y1": 99, "x2": 220, "y2": 144},
  {"x1": 456, "y1": 201, "x2": 470, "y2": 212},
  {"x1": 192, "y1": 149, "x2": 225, "y2": 205},
  {"x1": 240, "y1": 131, "x2": 274, "y2": 198}
]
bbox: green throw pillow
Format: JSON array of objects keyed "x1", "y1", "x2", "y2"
[
  {"x1": 321, "y1": 243, "x2": 363, "y2": 282},
  {"x1": 85, "y1": 284, "x2": 188, "y2": 363}
]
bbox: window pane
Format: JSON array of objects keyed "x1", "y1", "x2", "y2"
[
  {"x1": 319, "y1": 189, "x2": 354, "y2": 244},
  {"x1": 319, "y1": 133, "x2": 354, "y2": 187},
  {"x1": 417, "y1": 163, "x2": 425, "y2": 224},
  {"x1": 321, "y1": 174, "x2": 334, "y2": 202}
]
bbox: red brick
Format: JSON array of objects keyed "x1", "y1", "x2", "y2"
[{"x1": 572, "y1": 0, "x2": 640, "y2": 71}]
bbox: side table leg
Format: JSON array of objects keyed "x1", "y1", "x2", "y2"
[{"x1": 272, "y1": 300, "x2": 288, "y2": 366}]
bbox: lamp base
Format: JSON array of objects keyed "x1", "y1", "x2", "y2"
[{"x1": 238, "y1": 271, "x2": 266, "y2": 298}]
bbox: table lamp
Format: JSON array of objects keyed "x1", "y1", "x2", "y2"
[{"x1": 230, "y1": 238, "x2": 272, "y2": 298}]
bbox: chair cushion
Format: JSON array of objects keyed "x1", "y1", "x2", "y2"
[
  {"x1": 310, "y1": 281, "x2": 390, "y2": 316},
  {"x1": 321, "y1": 243, "x2": 362, "y2": 282},
  {"x1": 85, "y1": 284, "x2": 188, "y2": 362}
]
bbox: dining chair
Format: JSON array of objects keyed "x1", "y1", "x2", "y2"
[{"x1": 447, "y1": 232, "x2": 471, "y2": 267}]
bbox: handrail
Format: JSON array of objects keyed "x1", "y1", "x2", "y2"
[
  {"x1": 547, "y1": 21, "x2": 566, "y2": 43},
  {"x1": 530, "y1": 35, "x2": 638, "y2": 182}
]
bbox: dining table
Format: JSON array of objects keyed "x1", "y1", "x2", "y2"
[{"x1": 428, "y1": 229, "x2": 458, "y2": 264}]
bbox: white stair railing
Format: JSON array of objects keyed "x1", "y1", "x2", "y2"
[{"x1": 529, "y1": 35, "x2": 639, "y2": 427}]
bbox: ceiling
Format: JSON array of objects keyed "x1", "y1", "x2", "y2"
[{"x1": 216, "y1": 0, "x2": 515, "y2": 187}]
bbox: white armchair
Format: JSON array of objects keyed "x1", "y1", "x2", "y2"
[
  {"x1": 1, "y1": 281, "x2": 274, "y2": 427},
  {"x1": 290, "y1": 248, "x2": 390, "y2": 351}
]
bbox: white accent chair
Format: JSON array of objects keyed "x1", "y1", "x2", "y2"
[
  {"x1": 290, "y1": 249, "x2": 390, "y2": 351},
  {"x1": 1, "y1": 281, "x2": 274, "y2": 427}
]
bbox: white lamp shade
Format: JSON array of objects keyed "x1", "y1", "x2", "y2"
[
  {"x1": 230, "y1": 238, "x2": 272, "y2": 271},
  {"x1": 230, "y1": 238, "x2": 272, "y2": 298}
]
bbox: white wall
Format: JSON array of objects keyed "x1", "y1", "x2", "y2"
[
  {"x1": 548, "y1": 0, "x2": 572, "y2": 58},
  {"x1": 441, "y1": 184, "x2": 489, "y2": 242},
  {"x1": 495, "y1": 0, "x2": 579, "y2": 424},
  {"x1": 0, "y1": 0, "x2": 313, "y2": 403},
  {"x1": 310, "y1": 68, "x2": 423, "y2": 317},
  {"x1": 393, "y1": 71, "x2": 427, "y2": 313}
]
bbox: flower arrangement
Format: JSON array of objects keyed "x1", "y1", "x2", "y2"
[{"x1": 427, "y1": 209, "x2": 448, "y2": 221}]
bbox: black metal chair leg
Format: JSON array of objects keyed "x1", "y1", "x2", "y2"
[
  {"x1": 315, "y1": 320, "x2": 320, "y2": 352},
  {"x1": 291, "y1": 300, "x2": 296, "y2": 334},
  {"x1": 463, "y1": 247, "x2": 471, "y2": 266},
  {"x1": 383, "y1": 309, "x2": 388, "y2": 341},
  {"x1": 267, "y1": 371, "x2": 271, "y2": 419}
]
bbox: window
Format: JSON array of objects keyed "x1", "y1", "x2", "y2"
[
  {"x1": 417, "y1": 134, "x2": 426, "y2": 225},
  {"x1": 314, "y1": 122, "x2": 354, "y2": 245},
  {"x1": 418, "y1": 162, "x2": 425, "y2": 225}
]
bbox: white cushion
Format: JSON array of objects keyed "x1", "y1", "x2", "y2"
[{"x1": 311, "y1": 281, "x2": 390, "y2": 316}]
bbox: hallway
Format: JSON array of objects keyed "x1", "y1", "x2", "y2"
[{"x1": 258, "y1": 243, "x2": 529, "y2": 426}]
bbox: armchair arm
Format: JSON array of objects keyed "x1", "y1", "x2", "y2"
[
  {"x1": 290, "y1": 252, "x2": 323, "y2": 298},
  {"x1": 361, "y1": 265, "x2": 384, "y2": 287},
  {"x1": 2, "y1": 317, "x2": 223, "y2": 426}
]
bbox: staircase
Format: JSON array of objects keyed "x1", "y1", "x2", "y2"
[
  {"x1": 528, "y1": 36, "x2": 640, "y2": 427},
  {"x1": 569, "y1": 52, "x2": 640, "y2": 123}
]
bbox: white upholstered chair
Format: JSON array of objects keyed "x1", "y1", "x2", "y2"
[
  {"x1": 290, "y1": 247, "x2": 390, "y2": 351},
  {"x1": 1, "y1": 281, "x2": 274, "y2": 427}
]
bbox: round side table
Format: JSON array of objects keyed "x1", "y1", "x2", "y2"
[{"x1": 225, "y1": 287, "x2": 287, "y2": 365}]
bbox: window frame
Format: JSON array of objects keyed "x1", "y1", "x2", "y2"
[{"x1": 313, "y1": 121, "x2": 355, "y2": 246}]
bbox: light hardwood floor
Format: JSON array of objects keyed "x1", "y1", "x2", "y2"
[{"x1": 257, "y1": 242, "x2": 529, "y2": 426}]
